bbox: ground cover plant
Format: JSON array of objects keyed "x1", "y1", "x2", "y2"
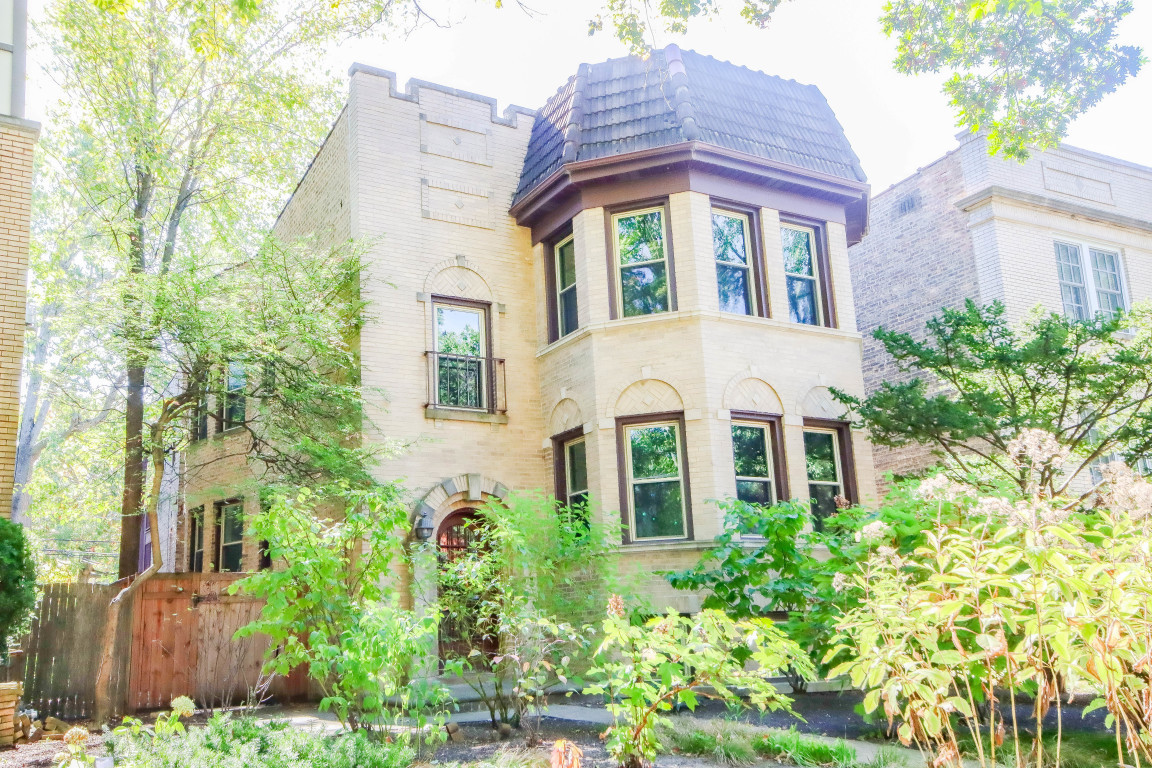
[
  {"x1": 108, "y1": 709, "x2": 415, "y2": 768},
  {"x1": 655, "y1": 719, "x2": 864, "y2": 767},
  {"x1": 829, "y1": 431, "x2": 1152, "y2": 768}
]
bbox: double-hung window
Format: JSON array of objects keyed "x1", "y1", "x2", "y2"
[
  {"x1": 189, "y1": 506, "x2": 205, "y2": 572},
  {"x1": 803, "y1": 426, "x2": 850, "y2": 530},
  {"x1": 221, "y1": 362, "x2": 246, "y2": 430},
  {"x1": 713, "y1": 211, "x2": 755, "y2": 315},
  {"x1": 731, "y1": 420, "x2": 781, "y2": 505},
  {"x1": 613, "y1": 208, "x2": 670, "y2": 317},
  {"x1": 622, "y1": 420, "x2": 687, "y2": 540},
  {"x1": 434, "y1": 301, "x2": 488, "y2": 410},
  {"x1": 215, "y1": 501, "x2": 244, "y2": 573},
  {"x1": 781, "y1": 225, "x2": 823, "y2": 326},
  {"x1": 554, "y1": 235, "x2": 579, "y2": 337},
  {"x1": 564, "y1": 437, "x2": 589, "y2": 511},
  {"x1": 1054, "y1": 241, "x2": 1126, "y2": 320},
  {"x1": 192, "y1": 395, "x2": 209, "y2": 441}
]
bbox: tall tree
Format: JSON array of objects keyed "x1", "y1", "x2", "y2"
[
  {"x1": 834, "y1": 301, "x2": 1152, "y2": 497},
  {"x1": 588, "y1": 0, "x2": 1142, "y2": 159}
]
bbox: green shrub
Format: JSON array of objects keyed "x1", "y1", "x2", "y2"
[
  {"x1": 233, "y1": 486, "x2": 444, "y2": 738},
  {"x1": 585, "y1": 598, "x2": 813, "y2": 768},
  {"x1": 109, "y1": 712, "x2": 415, "y2": 768},
  {"x1": 830, "y1": 437, "x2": 1152, "y2": 768},
  {"x1": 0, "y1": 517, "x2": 36, "y2": 655}
]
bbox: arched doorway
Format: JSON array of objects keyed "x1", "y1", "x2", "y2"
[{"x1": 436, "y1": 509, "x2": 498, "y2": 663}]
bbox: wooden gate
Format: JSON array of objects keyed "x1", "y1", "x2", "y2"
[
  {"x1": 128, "y1": 573, "x2": 308, "y2": 712},
  {"x1": 13, "y1": 575, "x2": 309, "y2": 719}
]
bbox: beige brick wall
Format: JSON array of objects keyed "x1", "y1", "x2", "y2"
[
  {"x1": 180, "y1": 67, "x2": 880, "y2": 617},
  {"x1": 0, "y1": 119, "x2": 36, "y2": 519}
]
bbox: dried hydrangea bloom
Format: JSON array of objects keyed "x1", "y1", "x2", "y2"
[
  {"x1": 606, "y1": 594, "x2": 625, "y2": 619},
  {"x1": 1098, "y1": 461, "x2": 1152, "y2": 519},
  {"x1": 169, "y1": 695, "x2": 195, "y2": 718},
  {"x1": 856, "y1": 520, "x2": 891, "y2": 543},
  {"x1": 831, "y1": 572, "x2": 849, "y2": 593},
  {"x1": 63, "y1": 727, "x2": 88, "y2": 746},
  {"x1": 1006, "y1": 428, "x2": 1069, "y2": 468}
]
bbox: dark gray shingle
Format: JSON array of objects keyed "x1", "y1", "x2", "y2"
[{"x1": 513, "y1": 48, "x2": 866, "y2": 205}]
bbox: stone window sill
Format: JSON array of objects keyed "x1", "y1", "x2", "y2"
[{"x1": 425, "y1": 406, "x2": 509, "y2": 425}]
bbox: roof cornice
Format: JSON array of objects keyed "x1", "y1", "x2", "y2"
[
  {"x1": 510, "y1": 140, "x2": 870, "y2": 225},
  {"x1": 957, "y1": 185, "x2": 1152, "y2": 234}
]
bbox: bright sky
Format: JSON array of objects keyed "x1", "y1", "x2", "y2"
[{"x1": 26, "y1": 0, "x2": 1152, "y2": 192}]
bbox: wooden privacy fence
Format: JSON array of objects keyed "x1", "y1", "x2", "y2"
[{"x1": 12, "y1": 574, "x2": 309, "y2": 720}]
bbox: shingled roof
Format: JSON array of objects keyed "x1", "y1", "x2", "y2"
[{"x1": 513, "y1": 46, "x2": 866, "y2": 206}]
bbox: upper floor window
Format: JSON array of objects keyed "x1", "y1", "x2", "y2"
[
  {"x1": 428, "y1": 297, "x2": 499, "y2": 412},
  {"x1": 614, "y1": 208, "x2": 670, "y2": 317},
  {"x1": 555, "y1": 235, "x2": 579, "y2": 337},
  {"x1": 713, "y1": 211, "x2": 755, "y2": 315},
  {"x1": 781, "y1": 225, "x2": 823, "y2": 326},
  {"x1": 192, "y1": 395, "x2": 209, "y2": 441},
  {"x1": 622, "y1": 419, "x2": 687, "y2": 540},
  {"x1": 220, "y1": 362, "x2": 245, "y2": 430},
  {"x1": 1054, "y1": 241, "x2": 1126, "y2": 321}
]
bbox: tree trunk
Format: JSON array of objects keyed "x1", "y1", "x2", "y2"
[
  {"x1": 95, "y1": 434, "x2": 165, "y2": 724},
  {"x1": 117, "y1": 172, "x2": 153, "y2": 578},
  {"x1": 118, "y1": 362, "x2": 145, "y2": 578}
]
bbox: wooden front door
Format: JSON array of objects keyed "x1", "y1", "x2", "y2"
[{"x1": 436, "y1": 509, "x2": 498, "y2": 663}]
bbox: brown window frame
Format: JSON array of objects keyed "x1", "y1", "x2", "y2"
[
  {"x1": 729, "y1": 411, "x2": 789, "y2": 503},
  {"x1": 604, "y1": 199, "x2": 677, "y2": 321},
  {"x1": 188, "y1": 505, "x2": 206, "y2": 572},
  {"x1": 429, "y1": 295, "x2": 499, "y2": 412},
  {"x1": 552, "y1": 425, "x2": 586, "y2": 503},
  {"x1": 801, "y1": 418, "x2": 858, "y2": 519},
  {"x1": 213, "y1": 498, "x2": 245, "y2": 573},
  {"x1": 780, "y1": 215, "x2": 837, "y2": 329},
  {"x1": 615, "y1": 411, "x2": 693, "y2": 545},
  {"x1": 544, "y1": 222, "x2": 575, "y2": 344},
  {"x1": 710, "y1": 201, "x2": 768, "y2": 318},
  {"x1": 217, "y1": 362, "x2": 247, "y2": 432}
]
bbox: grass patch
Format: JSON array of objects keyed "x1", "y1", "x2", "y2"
[
  {"x1": 851, "y1": 746, "x2": 910, "y2": 768},
  {"x1": 957, "y1": 729, "x2": 1120, "y2": 768},
  {"x1": 655, "y1": 719, "x2": 857, "y2": 767},
  {"x1": 108, "y1": 713, "x2": 416, "y2": 768}
]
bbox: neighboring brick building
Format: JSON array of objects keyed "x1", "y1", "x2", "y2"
[
  {"x1": 179, "y1": 47, "x2": 878, "y2": 615},
  {"x1": 0, "y1": 0, "x2": 36, "y2": 520},
  {"x1": 850, "y1": 132, "x2": 1152, "y2": 478}
]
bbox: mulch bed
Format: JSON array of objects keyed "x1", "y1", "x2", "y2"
[{"x1": 0, "y1": 732, "x2": 106, "y2": 768}]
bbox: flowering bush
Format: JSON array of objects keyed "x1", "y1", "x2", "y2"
[
  {"x1": 584, "y1": 596, "x2": 812, "y2": 768},
  {"x1": 829, "y1": 431, "x2": 1152, "y2": 768}
]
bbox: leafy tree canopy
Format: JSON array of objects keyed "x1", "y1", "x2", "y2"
[
  {"x1": 835, "y1": 300, "x2": 1152, "y2": 497},
  {"x1": 587, "y1": 0, "x2": 1142, "y2": 160}
]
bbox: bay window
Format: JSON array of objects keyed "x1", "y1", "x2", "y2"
[
  {"x1": 555, "y1": 235, "x2": 579, "y2": 337},
  {"x1": 730, "y1": 416, "x2": 785, "y2": 506},
  {"x1": 802, "y1": 421, "x2": 855, "y2": 530},
  {"x1": 713, "y1": 210, "x2": 755, "y2": 315},
  {"x1": 781, "y1": 224, "x2": 822, "y2": 326},
  {"x1": 613, "y1": 207, "x2": 670, "y2": 317},
  {"x1": 619, "y1": 417, "x2": 689, "y2": 540}
]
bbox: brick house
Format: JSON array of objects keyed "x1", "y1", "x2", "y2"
[
  {"x1": 0, "y1": 0, "x2": 36, "y2": 521},
  {"x1": 850, "y1": 132, "x2": 1152, "y2": 479},
  {"x1": 176, "y1": 46, "x2": 878, "y2": 613}
]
